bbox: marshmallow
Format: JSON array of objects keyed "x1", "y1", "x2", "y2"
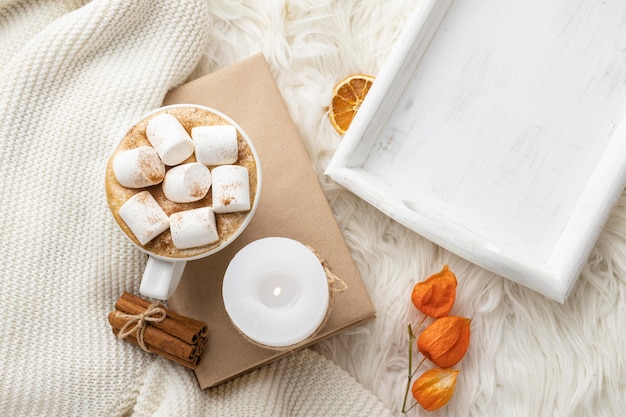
[
  {"x1": 162, "y1": 162, "x2": 211, "y2": 203},
  {"x1": 119, "y1": 191, "x2": 169, "y2": 245},
  {"x1": 112, "y1": 146, "x2": 165, "y2": 188},
  {"x1": 191, "y1": 125, "x2": 239, "y2": 166},
  {"x1": 145, "y1": 113, "x2": 195, "y2": 166},
  {"x1": 170, "y1": 207, "x2": 219, "y2": 249},
  {"x1": 211, "y1": 165, "x2": 251, "y2": 213}
]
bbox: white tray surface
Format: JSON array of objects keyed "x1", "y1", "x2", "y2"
[{"x1": 327, "y1": 0, "x2": 626, "y2": 301}]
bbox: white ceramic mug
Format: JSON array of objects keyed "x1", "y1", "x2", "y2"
[{"x1": 106, "y1": 104, "x2": 262, "y2": 300}]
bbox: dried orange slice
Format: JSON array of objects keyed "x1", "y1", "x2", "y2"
[{"x1": 329, "y1": 74, "x2": 375, "y2": 135}]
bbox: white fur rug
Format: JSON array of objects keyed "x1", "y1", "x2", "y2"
[{"x1": 199, "y1": 1, "x2": 626, "y2": 416}]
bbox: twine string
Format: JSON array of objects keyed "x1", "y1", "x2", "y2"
[
  {"x1": 306, "y1": 245, "x2": 348, "y2": 294},
  {"x1": 116, "y1": 301, "x2": 167, "y2": 352}
]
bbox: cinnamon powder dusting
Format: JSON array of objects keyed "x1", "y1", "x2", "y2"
[
  {"x1": 219, "y1": 180, "x2": 243, "y2": 206},
  {"x1": 105, "y1": 107, "x2": 258, "y2": 258},
  {"x1": 139, "y1": 149, "x2": 165, "y2": 183},
  {"x1": 188, "y1": 180, "x2": 206, "y2": 198}
]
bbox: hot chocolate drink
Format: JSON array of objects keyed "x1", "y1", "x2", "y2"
[{"x1": 105, "y1": 106, "x2": 259, "y2": 259}]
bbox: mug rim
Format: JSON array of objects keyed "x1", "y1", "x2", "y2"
[{"x1": 106, "y1": 103, "x2": 262, "y2": 262}]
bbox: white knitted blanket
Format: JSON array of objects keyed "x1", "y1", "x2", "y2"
[{"x1": 3, "y1": 1, "x2": 626, "y2": 417}]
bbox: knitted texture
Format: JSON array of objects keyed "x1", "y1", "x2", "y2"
[{"x1": 0, "y1": 1, "x2": 393, "y2": 416}]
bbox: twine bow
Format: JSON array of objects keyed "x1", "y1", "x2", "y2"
[{"x1": 115, "y1": 301, "x2": 167, "y2": 352}]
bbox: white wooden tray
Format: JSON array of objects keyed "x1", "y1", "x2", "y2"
[{"x1": 326, "y1": 0, "x2": 626, "y2": 302}]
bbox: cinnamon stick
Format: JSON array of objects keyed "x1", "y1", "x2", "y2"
[
  {"x1": 108, "y1": 311, "x2": 197, "y2": 361},
  {"x1": 196, "y1": 335, "x2": 208, "y2": 358},
  {"x1": 115, "y1": 292, "x2": 208, "y2": 344},
  {"x1": 108, "y1": 292, "x2": 209, "y2": 369},
  {"x1": 112, "y1": 328, "x2": 200, "y2": 369}
]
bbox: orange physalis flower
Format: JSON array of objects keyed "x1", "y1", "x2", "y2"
[
  {"x1": 411, "y1": 265, "x2": 457, "y2": 318},
  {"x1": 412, "y1": 368, "x2": 461, "y2": 411},
  {"x1": 417, "y1": 316, "x2": 471, "y2": 368}
]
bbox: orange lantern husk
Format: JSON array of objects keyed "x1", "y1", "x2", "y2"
[
  {"x1": 417, "y1": 316, "x2": 471, "y2": 368},
  {"x1": 412, "y1": 368, "x2": 461, "y2": 411},
  {"x1": 411, "y1": 265, "x2": 457, "y2": 318}
]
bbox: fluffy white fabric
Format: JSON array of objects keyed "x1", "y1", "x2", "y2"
[{"x1": 2, "y1": 1, "x2": 626, "y2": 416}]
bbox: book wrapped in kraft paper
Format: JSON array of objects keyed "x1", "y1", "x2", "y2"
[{"x1": 164, "y1": 54, "x2": 376, "y2": 389}]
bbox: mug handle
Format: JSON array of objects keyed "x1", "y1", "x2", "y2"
[{"x1": 139, "y1": 256, "x2": 187, "y2": 300}]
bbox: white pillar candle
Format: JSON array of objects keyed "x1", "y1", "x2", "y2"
[
  {"x1": 192, "y1": 125, "x2": 239, "y2": 166},
  {"x1": 119, "y1": 191, "x2": 170, "y2": 245},
  {"x1": 169, "y1": 207, "x2": 219, "y2": 250},
  {"x1": 162, "y1": 162, "x2": 211, "y2": 203},
  {"x1": 145, "y1": 113, "x2": 195, "y2": 166},
  {"x1": 211, "y1": 165, "x2": 250, "y2": 213},
  {"x1": 222, "y1": 237, "x2": 330, "y2": 348},
  {"x1": 112, "y1": 146, "x2": 165, "y2": 188}
]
